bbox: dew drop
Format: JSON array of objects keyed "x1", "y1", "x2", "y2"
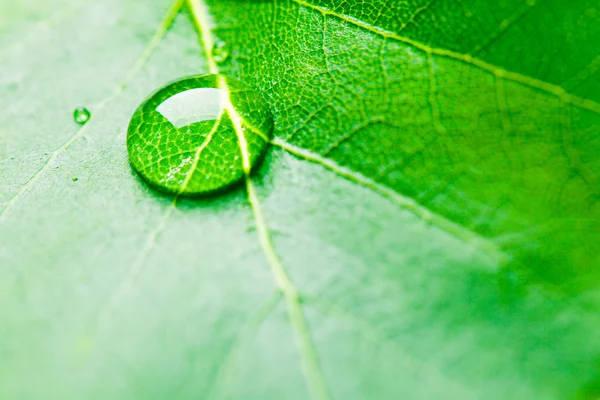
[
  {"x1": 73, "y1": 107, "x2": 91, "y2": 125},
  {"x1": 127, "y1": 74, "x2": 273, "y2": 196},
  {"x1": 212, "y1": 41, "x2": 230, "y2": 63}
]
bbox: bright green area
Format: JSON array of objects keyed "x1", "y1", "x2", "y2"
[
  {"x1": 127, "y1": 74, "x2": 272, "y2": 195},
  {"x1": 0, "y1": 0, "x2": 599, "y2": 399},
  {"x1": 73, "y1": 107, "x2": 91, "y2": 125}
]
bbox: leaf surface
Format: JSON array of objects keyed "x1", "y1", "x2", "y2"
[{"x1": 1, "y1": 0, "x2": 599, "y2": 399}]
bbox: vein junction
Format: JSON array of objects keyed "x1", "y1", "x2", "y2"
[
  {"x1": 0, "y1": 6, "x2": 594, "y2": 397},
  {"x1": 0, "y1": 0, "x2": 547, "y2": 394},
  {"x1": 186, "y1": 1, "x2": 332, "y2": 399},
  {"x1": 0, "y1": 0, "x2": 186, "y2": 222},
  {"x1": 293, "y1": 0, "x2": 600, "y2": 114}
]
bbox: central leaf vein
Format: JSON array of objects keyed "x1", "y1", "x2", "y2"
[
  {"x1": 185, "y1": 1, "x2": 332, "y2": 399},
  {"x1": 293, "y1": 0, "x2": 600, "y2": 114}
]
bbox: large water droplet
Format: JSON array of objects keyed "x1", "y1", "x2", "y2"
[
  {"x1": 212, "y1": 41, "x2": 230, "y2": 63},
  {"x1": 73, "y1": 107, "x2": 90, "y2": 125},
  {"x1": 127, "y1": 74, "x2": 273, "y2": 196}
]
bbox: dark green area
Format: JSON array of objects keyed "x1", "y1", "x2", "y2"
[{"x1": 213, "y1": 0, "x2": 600, "y2": 289}]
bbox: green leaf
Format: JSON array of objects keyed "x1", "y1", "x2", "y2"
[
  {"x1": 126, "y1": 74, "x2": 273, "y2": 195},
  {"x1": 1, "y1": 0, "x2": 599, "y2": 399}
]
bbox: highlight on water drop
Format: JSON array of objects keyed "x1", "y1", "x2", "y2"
[{"x1": 126, "y1": 74, "x2": 273, "y2": 196}]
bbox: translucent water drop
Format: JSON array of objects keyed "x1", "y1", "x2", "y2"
[
  {"x1": 127, "y1": 74, "x2": 273, "y2": 196},
  {"x1": 73, "y1": 107, "x2": 90, "y2": 125},
  {"x1": 212, "y1": 41, "x2": 230, "y2": 63}
]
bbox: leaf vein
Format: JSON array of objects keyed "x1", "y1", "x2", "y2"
[
  {"x1": 206, "y1": 291, "x2": 282, "y2": 399},
  {"x1": 0, "y1": 0, "x2": 184, "y2": 222},
  {"x1": 293, "y1": 0, "x2": 600, "y2": 114},
  {"x1": 471, "y1": 0, "x2": 538, "y2": 56},
  {"x1": 272, "y1": 137, "x2": 506, "y2": 270},
  {"x1": 186, "y1": 2, "x2": 332, "y2": 399},
  {"x1": 91, "y1": 198, "x2": 179, "y2": 334}
]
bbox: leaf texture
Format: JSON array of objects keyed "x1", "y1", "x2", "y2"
[{"x1": 1, "y1": 0, "x2": 599, "y2": 399}]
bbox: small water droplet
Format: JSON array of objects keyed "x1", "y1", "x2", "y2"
[
  {"x1": 73, "y1": 107, "x2": 91, "y2": 125},
  {"x1": 127, "y1": 74, "x2": 273, "y2": 195},
  {"x1": 212, "y1": 41, "x2": 230, "y2": 63}
]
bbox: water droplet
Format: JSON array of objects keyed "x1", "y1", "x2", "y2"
[
  {"x1": 212, "y1": 41, "x2": 230, "y2": 63},
  {"x1": 127, "y1": 74, "x2": 273, "y2": 196},
  {"x1": 73, "y1": 107, "x2": 91, "y2": 125}
]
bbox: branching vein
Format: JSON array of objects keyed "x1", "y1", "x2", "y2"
[
  {"x1": 0, "y1": 0, "x2": 185, "y2": 222},
  {"x1": 293, "y1": 0, "x2": 600, "y2": 114},
  {"x1": 186, "y1": 1, "x2": 332, "y2": 399},
  {"x1": 206, "y1": 291, "x2": 282, "y2": 399}
]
